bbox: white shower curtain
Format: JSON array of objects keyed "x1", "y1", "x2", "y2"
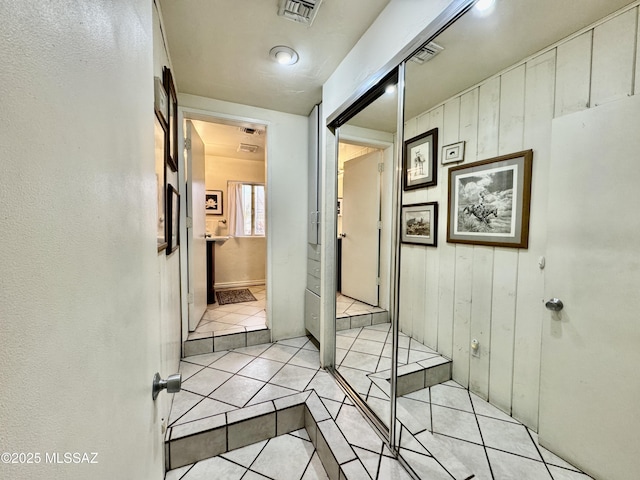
[{"x1": 227, "y1": 181, "x2": 245, "y2": 237}]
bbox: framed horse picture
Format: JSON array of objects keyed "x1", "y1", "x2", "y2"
[
  {"x1": 446, "y1": 150, "x2": 533, "y2": 248},
  {"x1": 403, "y1": 128, "x2": 438, "y2": 190}
]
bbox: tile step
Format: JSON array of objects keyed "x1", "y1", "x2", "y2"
[
  {"x1": 369, "y1": 354, "x2": 452, "y2": 397},
  {"x1": 165, "y1": 390, "x2": 373, "y2": 480},
  {"x1": 183, "y1": 327, "x2": 271, "y2": 357}
]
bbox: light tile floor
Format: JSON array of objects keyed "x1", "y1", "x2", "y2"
[
  {"x1": 168, "y1": 334, "x2": 593, "y2": 480},
  {"x1": 188, "y1": 285, "x2": 267, "y2": 340},
  {"x1": 336, "y1": 293, "x2": 387, "y2": 317}
]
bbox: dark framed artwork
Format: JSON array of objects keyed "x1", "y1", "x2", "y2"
[
  {"x1": 154, "y1": 112, "x2": 168, "y2": 252},
  {"x1": 163, "y1": 66, "x2": 178, "y2": 173},
  {"x1": 401, "y1": 202, "x2": 438, "y2": 246},
  {"x1": 403, "y1": 128, "x2": 438, "y2": 190},
  {"x1": 205, "y1": 190, "x2": 223, "y2": 215},
  {"x1": 447, "y1": 150, "x2": 533, "y2": 248},
  {"x1": 166, "y1": 183, "x2": 180, "y2": 254}
]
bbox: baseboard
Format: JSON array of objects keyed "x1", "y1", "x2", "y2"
[{"x1": 214, "y1": 279, "x2": 266, "y2": 289}]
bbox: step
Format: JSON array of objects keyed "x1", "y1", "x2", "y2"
[
  {"x1": 183, "y1": 326, "x2": 271, "y2": 357},
  {"x1": 165, "y1": 390, "x2": 372, "y2": 480},
  {"x1": 368, "y1": 354, "x2": 452, "y2": 397},
  {"x1": 336, "y1": 311, "x2": 389, "y2": 331}
]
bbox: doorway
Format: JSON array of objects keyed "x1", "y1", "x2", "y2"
[{"x1": 180, "y1": 113, "x2": 269, "y2": 348}]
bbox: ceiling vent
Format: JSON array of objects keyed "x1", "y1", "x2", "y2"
[
  {"x1": 278, "y1": 0, "x2": 323, "y2": 26},
  {"x1": 239, "y1": 127, "x2": 262, "y2": 136},
  {"x1": 238, "y1": 143, "x2": 259, "y2": 153},
  {"x1": 410, "y1": 42, "x2": 444, "y2": 65}
]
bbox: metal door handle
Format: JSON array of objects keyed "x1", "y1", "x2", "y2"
[
  {"x1": 340, "y1": 233, "x2": 347, "y2": 238},
  {"x1": 152, "y1": 372, "x2": 182, "y2": 400},
  {"x1": 545, "y1": 298, "x2": 564, "y2": 312}
]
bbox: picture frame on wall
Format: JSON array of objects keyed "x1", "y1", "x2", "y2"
[
  {"x1": 447, "y1": 150, "x2": 533, "y2": 248},
  {"x1": 154, "y1": 112, "x2": 167, "y2": 252},
  {"x1": 205, "y1": 190, "x2": 223, "y2": 215},
  {"x1": 154, "y1": 77, "x2": 168, "y2": 125},
  {"x1": 401, "y1": 202, "x2": 438, "y2": 246},
  {"x1": 403, "y1": 128, "x2": 438, "y2": 190},
  {"x1": 163, "y1": 66, "x2": 178, "y2": 173},
  {"x1": 442, "y1": 141, "x2": 465, "y2": 164},
  {"x1": 166, "y1": 184, "x2": 180, "y2": 254}
]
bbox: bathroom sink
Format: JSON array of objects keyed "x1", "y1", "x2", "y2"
[{"x1": 207, "y1": 235, "x2": 229, "y2": 244}]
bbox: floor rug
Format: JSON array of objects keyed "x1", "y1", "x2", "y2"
[{"x1": 216, "y1": 288, "x2": 257, "y2": 305}]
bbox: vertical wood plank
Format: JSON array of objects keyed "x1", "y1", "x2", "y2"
[
  {"x1": 592, "y1": 8, "x2": 637, "y2": 106},
  {"x1": 555, "y1": 31, "x2": 592, "y2": 118},
  {"x1": 469, "y1": 246, "x2": 494, "y2": 399},
  {"x1": 489, "y1": 249, "x2": 519, "y2": 413},
  {"x1": 452, "y1": 245, "x2": 473, "y2": 387},
  {"x1": 398, "y1": 246, "x2": 413, "y2": 337},
  {"x1": 488, "y1": 65, "x2": 526, "y2": 413},
  {"x1": 477, "y1": 77, "x2": 500, "y2": 160},
  {"x1": 512, "y1": 50, "x2": 556, "y2": 430},
  {"x1": 499, "y1": 65, "x2": 526, "y2": 154}
]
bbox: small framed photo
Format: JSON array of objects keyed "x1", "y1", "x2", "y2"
[
  {"x1": 401, "y1": 202, "x2": 438, "y2": 247},
  {"x1": 442, "y1": 141, "x2": 465, "y2": 164},
  {"x1": 447, "y1": 150, "x2": 533, "y2": 248},
  {"x1": 403, "y1": 128, "x2": 438, "y2": 190},
  {"x1": 163, "y1": 67, "x2": 178, "y2": 173},
  {"x1": 166, "y1": 184, "x2": 180, "y2": 254},
  {"x1": 154, "y1": 77, "x2": 168, "y2": 126},
  {"x1": 205, "y1": 190, "x2": 223, "y2": 215}
]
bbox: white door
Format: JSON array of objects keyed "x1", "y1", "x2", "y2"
[
  {"x1": 186, "y1": 120, "x2": 207, "y2": 331},
  {"x1": 341, "y1": 150, "x2": 381, "y2": 306},
  {"x1": 539, "y1": 95, "x2": 640, "y2": 480}
]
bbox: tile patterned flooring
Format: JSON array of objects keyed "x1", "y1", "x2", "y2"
[
  {"x1": 336, "y1": 293, "x2": 387, "y2": 318},
  {"x1": 168, "y1": 331, "x2": 593, "y2": 480},
  {"x1": 188, "y1": 285, "x2": 267, "y2": 341}
]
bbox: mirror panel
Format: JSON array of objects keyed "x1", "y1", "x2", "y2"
[{"x1": 334, "y1": 75, "x2": 398, "y2": 432}]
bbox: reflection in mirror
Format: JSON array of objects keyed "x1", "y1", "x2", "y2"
[
  {"x1": 334, "y1": 76, "x2": 398, "y2": 430},
  {"x1": 393, "y1": 0, "x2": 635, "y2": 477}
]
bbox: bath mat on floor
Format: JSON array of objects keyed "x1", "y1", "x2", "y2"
[{"x1": 216, "y1": 288, "x2": 257, "y2": 305}]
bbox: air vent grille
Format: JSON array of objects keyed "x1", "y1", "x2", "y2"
[
  {"x1": 410, "y1": 42, "x2": 444, "y2": 65},
  {"x1": 238, "y1": 143, "x2": 259, "y2": 153},
  {"x1": 239, "y1": 127, "x2": 262, "y2": 136},
  {"x1": 278, "y1": 0, "x2": 323, "y2": 25}
]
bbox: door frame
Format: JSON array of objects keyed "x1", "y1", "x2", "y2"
[
  {"x1": 338, "y1": 132, "x2": 394, "y2": 312},
  {"x1": 177, "y1": 107, "x2": 271, "y2": 349}
]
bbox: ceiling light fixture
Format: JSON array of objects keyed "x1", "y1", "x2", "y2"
[
  {"x1": 270, "y1": 45, "x2": 299, "y2": 65},
  {"x1": 385, "y1": 84, "x2": 397, "y2": 95},
  {"x1": 474, "y1": 0, "x2": 496, "y2": 13}
]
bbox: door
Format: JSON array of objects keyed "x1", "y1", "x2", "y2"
[
  {"x1": 341, "y1": 150, "x2": 381, "y2": 306},
  {"x1": 186, "y1": 120, "x2": 207, "y2": 331},
  {"x1": 539, "y1": 95, "x2": 640, "y2": 480}
]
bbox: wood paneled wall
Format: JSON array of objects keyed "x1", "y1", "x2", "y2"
[{"x1": 399, "y1": 5, "x2": 639, "y2": 430}]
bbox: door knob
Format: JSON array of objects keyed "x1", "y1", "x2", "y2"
[
  {"x1": 545, "y1": 298, "x2": 564, "y2": 312},
  {"x1": 340, "y1": 233, "x2": 347, "y2": 238},
  {"x1": 152, "y1": 372, "x2": 182, "y2": 400}
]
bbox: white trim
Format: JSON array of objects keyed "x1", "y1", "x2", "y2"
[{"x1": 215, "y1": 280, "x2": 266, "y2": 289}]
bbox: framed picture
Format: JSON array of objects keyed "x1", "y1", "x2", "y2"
[
  {"x1": 163, "y1": 66, "x2": 178, "y2": 173},
  {"x1": 154, "y1": 77, "x2": 168, "y2": 125},
  {"x1": 442, "y1": 141, "x2": 465, "y2": 164},
  {"x1": 401, "y1": 202, "x2": 438, "y2": 246},
  {"x1": 205, "y1": 190, "x2": 223, "y2": 215},
  {"x1": 154, "y1": 112, "x2": 168, "y2": 252},
  {"x1": 403, "y1": 128, "x2": 438, "y2": 190},
  {"x1": 447, "y1": 150, "x2": 533, "y2": 248},
  {"x1": 166, "y1": 184, "x2": 180, "y2": 254}
]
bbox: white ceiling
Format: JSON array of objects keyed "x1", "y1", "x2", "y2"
[
  {"x1": 159, "y1": 0, "x2": 390, "y2": 118},
  {"x1": 164, "y1": 0, "x2": 636, "y2": 151}
]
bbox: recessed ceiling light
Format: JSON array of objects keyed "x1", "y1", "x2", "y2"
[
  {"x1": 474, "y1": 0, "x2": 496, "y2": 13},
  {"x1": 269, "y1": 46, "x2": 299, "y2": 65},
  {"x1": 385, "y1": 84, "x2": 396, "y2": 95}
]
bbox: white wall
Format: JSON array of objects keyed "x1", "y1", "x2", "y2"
[
  {"x1": 179, "y1": 94, "x2": 308, "y2": 340},
  {"x1": 0, "y1": 1, "x2": 180, "y2": 478},
  {"x1": 399, "y1": 4, "x2": 640, "y2": 430},
  {"x1": 205, "y1": 155, "x2": 266, "y2": 286}
]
